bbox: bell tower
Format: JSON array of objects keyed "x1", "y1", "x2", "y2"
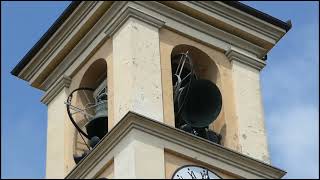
[{"x1": 11, "y1": 1, "x2": 291, "y2": 179}]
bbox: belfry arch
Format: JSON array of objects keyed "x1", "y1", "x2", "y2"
[
  {"x1": 72, "y1": 58, "x2": 108, "y2": 163},
  {"x1": 170, "y1": 44, "x2": 226, "y2": 144}
]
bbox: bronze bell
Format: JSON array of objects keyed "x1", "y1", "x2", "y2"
[{"x1": 85, "y1": 93, "x2": 108, "y2": 140}]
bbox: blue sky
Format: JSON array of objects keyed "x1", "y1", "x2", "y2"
[{"x1": 1, "y1": 1, "x2": 319, "y2": 179}]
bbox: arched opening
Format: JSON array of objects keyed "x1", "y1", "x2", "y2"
[
  {"x1": 71, "y1": 58, "x2": 108, "y2": 163},
  {"x1": 171, "y1": 44, "x2": 220, "y2": 83},
  {"x1": 78, "y1": 59, "x2": 108, "y2": 115},
  {"x1": 170, "y1": 44, "x2": 224, "y2": 144}
]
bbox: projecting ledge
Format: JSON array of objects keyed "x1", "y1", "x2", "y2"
[{"x1": 65, "y1": 111, "x2": 286, "y2": 179}]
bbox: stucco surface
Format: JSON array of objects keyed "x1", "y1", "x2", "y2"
[
  {"x1": 112, "y1": 18, "x2": 164, "y2": 123},
  {"x1": 231, "y1": 60, "x2": 270, "y2": 163},
  {"x1": 46, "y1": 89, "x2": 69, "y2": 178}
]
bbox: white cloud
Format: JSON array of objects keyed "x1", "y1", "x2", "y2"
[
  {"x1": 261, "y1": 18, "x2": 319, "y2": 179},
  {"x1": 266, "y1": 105, "x2": 319, "y2": 179}
]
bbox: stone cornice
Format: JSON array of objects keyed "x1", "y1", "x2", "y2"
[
  {"x1": 225, "y1": 47, "x2": 266, "y2": 71},
  {"x1": 104, "y1": 5, "x2": 165, "y2": 36},
  {"x1": 39, "y1": 1, "x2": 127, "y2": 91},
  {"x1": 18, "y1": 2, "x2": 100, "y2": 82},
  {"x1": 191, "y1": 1, "x2": 285, "y2": 43},
  {"x1": 40, "y1": 1, "x2": 265, "y2": 92},
  {"x1": 20, "y1": 1, "x2": 287, "y2": 92},
  {"x1": 41, "y1": 75, "x2": 71, "y2": 105},
  {"x1": 39, "y1": 2, "x2": 165, "y2": 92},
  {"x1": 135, "y1": 1, "x2": 265, "y2": 57},
  {"x1": 65, "y1": 111, "x2": 286, "y2": 179}
]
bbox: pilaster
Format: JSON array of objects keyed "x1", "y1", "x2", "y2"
[
  {"x1": 112, "y1": 17, "x2": 164, "y2": 123},
  {"x1": 226, "y1": 47, "x2": 270, "y2": 163},
  {"x1": 43, "y1": 75, "x2": 75, "y2": 178}
]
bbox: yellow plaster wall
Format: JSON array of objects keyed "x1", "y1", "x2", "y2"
[
  {"x1": 61, "y1": 27, "x2": 263, "y2": 176},
  {"x1": 46, "y1": 89, "x2": 69, "y2": 178}
]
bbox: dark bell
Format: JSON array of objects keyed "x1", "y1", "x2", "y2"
[
  {"x1": 89, "y1": 136, "x2": 101, "y2": 148},
  {"x1": 178, "y1": 79, "x2": 222, "y2": 128},
  {"x1": 73, "y1": 154, "x2": 83, "y2": 164},
  {"x1": 179, "y1": 124, "x2": 222, "y2": 144},
  {"x1": 85, "y1": 100, "x2": 108, "y2": 139},
  {"x1": 206, "y1": 130, "x2": 222, "y2": 144},
  {"x1": 86, "y1": 116, "x2": 108, "y2": 139},
  {"x1": 180, "y1": 124, "x2": 195, "y2": 135}
]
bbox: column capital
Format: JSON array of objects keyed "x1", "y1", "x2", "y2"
[
  {"x1": 105, "y1": 5, "x2": 165, "y2": 37},
  {"x1": 41, "y1": 75, "x2": 71, "y2": 105},
  {"x1": 225, "y1": 47, "x2": 266, "y2": 71}
]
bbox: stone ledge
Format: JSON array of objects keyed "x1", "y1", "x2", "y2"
[{"x1": 65, "y1": 111, "x2": 285, "y2": 179}]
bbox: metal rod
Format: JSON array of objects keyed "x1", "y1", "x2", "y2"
[
  {"x1": 79, "y1": 130, "x2": 91, "y2": 150},
  {"x1": 70, "y1": 100, "x2": 107, "y2": 115},
  {"x1": 64, "y1": 102, "x2": 94, "y2": 118},
  {"x1": 83, "y1": 90, "x2": 92, "y2": 106},
  {"x1": 180, "y1": 72, "x2": 191, "y2": 83},
  {"x1": 178, "y1": 55, "x2": 187, "y2": 77},
  {"x1": 175, "y1": 53, "x2": 184, "y2": 75},
  {"x1": 175, "y1": 51, "x2": 188, "y2": 74}
]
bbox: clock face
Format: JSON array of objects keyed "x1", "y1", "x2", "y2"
[{"x1": 172, "y1": 165, "x2": 221, "y2": 179}]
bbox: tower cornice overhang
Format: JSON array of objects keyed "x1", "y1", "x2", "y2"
[{"x1": 11, "y1": 1, "x2": 290, "y2": 92}]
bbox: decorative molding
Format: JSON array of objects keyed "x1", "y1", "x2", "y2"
[
  {"x1": 65, "y1": 111, "x2": 286, "y2": 179},
  {"x1": 23, "y1": 1, "x2": 286, "y2": 91},
  {"x1": 40, "y1": 1, "x2": 265, "y2": 92},
  {"x1": 41, "y1": 75, "x2": 71, "y2": 105},
  {"x1": 40, "y1": 2, "x2": 165, "y2": 91},
  {"x1": 39, "y1": 2, "x2": 127, "y2": 91},
  {"x1": 104, "y1": 6, "x2": 165, "y2": 36},
  {"x1": 135, "y1": 1, "x2": 266, "y2": 57},
  {"x1": 225, "y1": 47, "x2": 266, "y2": 71},
  {"x1": 190, "y1": 1, "x2": 285, "y2": 42},
  {"x1": 19, "y1": 2, "x2": 99, "y2": 82}
]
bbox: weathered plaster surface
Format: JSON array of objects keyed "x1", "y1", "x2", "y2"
[
  {"x1": 230, "y1": 60, "x2": 270, "y2": 163},
  {"x1": 112, "y1": 17, "x2": 164, "y2": 123},
  {"x1": 113, "y1": 130, "x2": 165, "y2": 179}
]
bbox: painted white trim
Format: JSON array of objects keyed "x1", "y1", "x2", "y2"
[{"x1": 65, "y1": 112, "x2": 286, "y2": 179}]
